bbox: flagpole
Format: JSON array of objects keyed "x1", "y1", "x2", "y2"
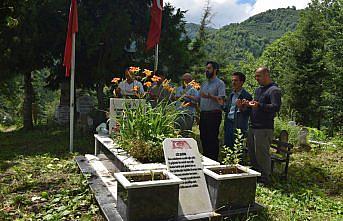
[
  {"x1": 69, "y1": 33, "x2": 76, "y2": 153},
  {"x1": 154, "y1": 44, "x2": 159, "y2": 71}
]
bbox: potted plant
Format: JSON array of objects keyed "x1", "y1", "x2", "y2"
[
  {"x1": 203, "y1": 129, "x2": 261, "y2": 210},
  {"x1": 114, "y1": 170, "x2": 182, "y2": 221}
]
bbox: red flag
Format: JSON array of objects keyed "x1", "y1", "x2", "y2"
[
  {"x1": 63, "y1": 0, "x2": 78, "y2": 77},
  {"x1": 146, "y1": 0, "x2": 163, "y2": 50}
]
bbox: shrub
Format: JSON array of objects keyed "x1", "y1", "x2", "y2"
[
  {"x1": 307, "y1": 127, "x2": 327, "y2": 142},
  {"x1": 222, "y1": 129, "x2": 244, "y2": 165}
]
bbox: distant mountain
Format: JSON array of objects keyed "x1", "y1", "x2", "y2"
[
  {"x1": 185, "y1": 23, "x2": 217, "y2": 39},
  {"x1": 185, "y1": 7, "x2": 302, "y2": 64}
]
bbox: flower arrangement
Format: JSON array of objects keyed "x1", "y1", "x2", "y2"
[
  {"x1": 110, "y1": 66, "x2": 201, "y2": 163},
  {"x1": 111, "y1": 66, "x2": 176, "y2": 98}
]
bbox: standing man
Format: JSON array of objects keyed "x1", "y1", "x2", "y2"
[
  {"x1": 224, "y1": 72, "x2": 252, "y2": 148},
  {"x1": 247, "y1": 67, "x2": 282, "y2": 185},
  {"x1": 188, "y1": 61, "x2": 226, "y2": 161},
  {"x1": 116, "y1": 68, "x2": 144, "y2": 98},
  {"x1": 175, "y1": 73, "x2": 199, "y2": 137}
]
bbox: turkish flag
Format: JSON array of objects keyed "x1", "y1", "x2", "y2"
[
  {"x1": 146, "y1": 0, "x2": 163, "y2": 50},
  {"x1": 63, "y1": 0, "x2": 78, "y2": 77}
]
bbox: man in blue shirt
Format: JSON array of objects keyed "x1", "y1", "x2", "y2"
[
  {"x1": 188, "y1": 61, "x2": 226, "y2": 161},
  {"x1": 224, "y1": 72, "x2": 252, "y2": 148},
  {"x1": 175, "y1": 73, "x2": 199, "y2": 137}
]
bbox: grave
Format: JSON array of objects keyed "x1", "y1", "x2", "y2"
[
  {"x1": 76, "y1": 98, "x2": 264, "y2": 220},
  {"x1": 163, "y1": 138, "x2": 213, "y2": 217}
]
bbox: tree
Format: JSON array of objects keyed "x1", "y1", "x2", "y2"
[
  {"x1": 157, "y1": 3, "x2": 191, "y2": 79},
  {"x1": 189, "y1": 0, "x2": 212, "y2": 67},
  {"x1": 320, "y1": 0, "x2": 343, "y2": 135},
  {"x1": 258, "y1": 0, "x2": 343, "y2": 133},
  {"x1": 0, "y1": 0, "x2": 66, "y2": 130},
  {"x1": 258, "y1": 32, "x2": 299, "y2": 119},
  {"x1": 48, "y1": 1, "x2": 191, "y2": 114}
]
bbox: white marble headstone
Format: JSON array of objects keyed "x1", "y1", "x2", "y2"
[{"x1": 163, "y1": 138, "x2": 213, "y2": 216}]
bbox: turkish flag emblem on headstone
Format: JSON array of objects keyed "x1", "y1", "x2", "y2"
[{"x1": 172, "y1": 141, "x2": 192, "y2": 150}]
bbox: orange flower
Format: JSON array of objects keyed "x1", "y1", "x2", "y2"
[
  {"x1": 133, "y1": 86, "x2": 139, "y2": 92},
  {"x1": 129, "y1": 66, "x2": 141, "y2": 73},
  {"x1": 182, "y1": 102, "x2": 191, "y2": 107},
  {"x1": 144, "y1": 81, "x2": 152, "y2": 87},
  {"x1": 188, "y1": 80, "x2": 200, "y2": 90},
  {"x1": 143, "y1": 69, "x2": 153, "y2": 77},
  {"x1": 164, "y1": 85, "x2": 175, "y2": 93},
  {"x1": 151, "y1": 75, "x2": 161, "y2": 82},
  {"x1": 192, "y1": 83, "x2": 201, "y2": 90},
  {"x1": 111, "y1": 78, "x2": 121, "y2": 84}
]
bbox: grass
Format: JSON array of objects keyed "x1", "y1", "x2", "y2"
[
  {"x1": 1, "y1": 124, "x2": 342, "y2": 220},
  {"x1": 251, "y1": 147, "x2": 343, "y2": 221},
  {"x1": 0, "y1": 124, "x2": 104, "y2": 221}
]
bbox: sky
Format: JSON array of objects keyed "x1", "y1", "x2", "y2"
[{"x1": 165, "y1": 0, "x2": 311, "y2": 28}]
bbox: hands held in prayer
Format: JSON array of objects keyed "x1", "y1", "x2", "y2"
[
  {"x1": 236, "y1": 99, "x2": 259, "y2": 109},
  {"x1": 201, "y1": 92, "x2": 224, "y2": 105},
  {"x1": 248, "y1": 100, "x2": 259, "y2": 109},
  {"x1": 200, "y1": 92, "x2": 210, "y2": 99},
  {"x1": 236, "y1": 99, "x2": 244, "y2": 109}
]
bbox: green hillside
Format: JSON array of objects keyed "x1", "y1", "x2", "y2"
[
  {"x1": 185, "y1": 23, "x2": 217, "y2": 39},
  {"x1": 186, "y1": 7, "x2": 302, "y2": 64},
  {"x1": 240, "y1": 7, "x2": 300, "y2": 42}
]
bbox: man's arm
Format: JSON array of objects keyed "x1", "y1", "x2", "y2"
[
  {"x1": 138, "y1": 82, "x2": 145, "y2": 94},
  {"x1": 209, "y1": 81, "x2": 226, "y2": 105},
  {"x1": 238, "y1": 91, "x2": 253, "y2": 112},
  {"x1": 259, "y1": 89, "x2": 281, "y2": 112},
  {"x1": 185, "y1": 87, "x2": 201, "y2": 102}
]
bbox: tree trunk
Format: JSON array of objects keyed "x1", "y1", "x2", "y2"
[{"x1": 23, "y1": 72, "x2": 34, "y2": 130}]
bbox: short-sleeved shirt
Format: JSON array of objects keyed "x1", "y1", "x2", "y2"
[
  {"x1": 175, "y1": 85, "x2": 199, "y2": 114},
  {"x1": 118, "y1": 80, "x2": 144, "y2": 96},
  {"x1": 199, "y1": 77, "x2": 226, "y2": 111}
]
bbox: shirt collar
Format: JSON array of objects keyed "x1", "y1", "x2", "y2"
[
  {"x1": 208, "y1": 76, "x2": 218, "y2": 83},
  {"x1": 232, "y1": 88, "x2": 243, "y2": 96},
  {"x1": 125, "y1": 80, "x2": 135, "y2": 85},
  {"x1": 262, "y1": 82, "x2": 274, "y2": 89}
]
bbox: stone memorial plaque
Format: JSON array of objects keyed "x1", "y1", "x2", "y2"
[
  {"x1": 163, "y1": 138, "x2": 213, "y2": 216},
  {"x1": 76, "y1": 95, "x2": 94, "y2": 114}
]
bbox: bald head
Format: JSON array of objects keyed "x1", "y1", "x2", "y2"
[
  {"x1": 255, "y1": 66, "x2": 272, "y2": 86},
  {"x1": 256, "y1": 67, "x2": 270, "y2": 75}
]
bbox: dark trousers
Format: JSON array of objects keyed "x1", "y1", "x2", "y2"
[
  {"x1": 224, "y1": 119, "x2": 235, "y2": 148},
  {"x1": 224, "y1": 119, "x2": 248, "y2": 148},
  {"x1": 200, "y1": 111, "x2": 222, "y2": 161},
  {"x1": 175, "y1": 113, "x2": 194, "y2": 137}
]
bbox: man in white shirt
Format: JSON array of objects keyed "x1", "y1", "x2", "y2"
[{"x1": 116, "y1": 68, "x2": 144, "y2": 98}]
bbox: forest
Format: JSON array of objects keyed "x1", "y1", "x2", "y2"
[{"x1": 0, "y1": 0, "x2": 342, "y2": 220}]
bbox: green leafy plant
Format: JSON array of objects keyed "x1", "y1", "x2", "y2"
[
  {"x1": 110, "y1": 66, "x2": 201, "y2": 163},
  {"x1": 116, "y1": 101, "x2": 182, "y2": 163},
  {"x1": 222, "y1": 129, "x2": 244, "y2": 166},
  {"x1": 307, "y1": 127, "x2": 327, "y2": 142}
]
